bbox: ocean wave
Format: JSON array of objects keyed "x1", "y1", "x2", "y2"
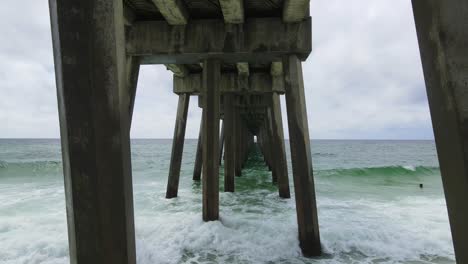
[
  {"x1": 0, "y1": 160, "x2": 62, "y2": 178},
  {"x1": 316, "y1": 165, "x2": 440, "y2": 178}
]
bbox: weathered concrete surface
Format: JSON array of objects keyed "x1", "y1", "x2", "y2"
[
  {"x1": 224, "y1": 93, "x2": 236, "y2": 192},
  {"x1": 174, "y1": 72, "x2": 285, "y2": 95},
  {"x1": 270, "y1": 93, "x2": 291, "y2": 198},
  {"x1": 127, "y1": 18, "x2": 312, "y2": 64},
  {"x1": 193, "y1": 116, "x2": 203, "y2": 181},
  {"x1": 49, "y1": 0, "x2": 136, "y2": 263},
  {"x1": 270, "y1": 62, "x2": 283, "y2": 76},
  {"x1": 165, "y1": 64, "x2": 188, "y2": 77},
  {"x1": 283, "y1": 0, "x2": 310, "y2": 23},
  {"x1": 166, "y1": 94, "x2": 190, "y2": 198},
  {"x1": 412, "y1": 1, "x2": 468, "y2": 263},
  {"x1": 283, "y1": 55, "x2": 321, "y2": 256},
  {"x1": 235, "y1": 113, "x2": 243, "y2": 176},
  {"x1": 219, "y1": 0, "x2": 244, "y2": 24},
  {"x1": 151, "y1": 0, "x2": 188, "y2": 25},
  {"x1": 264, "y1": 114, "x2": 274, "y2": 174},
  {"x1": 126, "y1": 56, "x2": 141, "y2": 127},
  {"x1": 202, "y1": 59, "x2": 221, "y2": 221},
  {"x1": 219, "y1": 120, "x2": 225, "y2": 165},
  {"x1": 236, "y1": 62, "x2": 249, "y2": 75}
]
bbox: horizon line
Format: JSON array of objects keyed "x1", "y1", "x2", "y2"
[{"x1": 0, "y1": 137, "x2": 435, "y2": 141}]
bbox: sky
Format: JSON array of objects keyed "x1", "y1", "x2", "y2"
[{"x1": 0, "y1": 0, "x2": 434, "y2": 139}]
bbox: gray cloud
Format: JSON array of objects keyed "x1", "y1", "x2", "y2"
[{"x1": 0, "y1": 0, "x2": 433, "y2": 139}]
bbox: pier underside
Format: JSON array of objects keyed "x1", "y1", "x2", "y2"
[{"x1": 48, "y1": 0, "x2": 468, "y2": 263}]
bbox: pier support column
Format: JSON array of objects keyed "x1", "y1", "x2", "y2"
[
  {"x1": 193, "y1": 116, "x2": 203, "y2": 181},
  {"x1": 49, "y1": 0, "x2": 136, "y2": 263},
  {"x1": 283, "y1": 55, "x2": 321, "y2": 256},
  {"x1": 166, "y1": 94, "x2": 190, "y2": 198},
  {"x1": 219, "y1": 120, "x2": 225, "y2": 165},
  {"x1": 126, "y1": 56, "x2": 140, "y2": 128},
  {"x1": 224, "y1": 94, "x2": 236, "y2": 192},
  {"x1": 270, "y1": 93, "x2": 291, "y2": 198},
  {"x1": 235, "y1": 112, "x2": 243, "y2": 176},
  {"x1": 202, "y1": 58, "x2": 221, "y2": 221},
  {"x1": 412, "y1": 1, "x2": 468, "y2": 263},
  {"x1": 263, "y1": 116, "x2": 274, "y2": 174}
]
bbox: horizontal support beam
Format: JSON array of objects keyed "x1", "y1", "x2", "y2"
[
  {"x1": 270, "y1": 62, "x2": 283, "y2": 76},
  {"x1": 151, "y1": 0, "x2": 189, "y2": 25},
  {"x1": 174, "y1": 72, "x2": 285, "y2": 94},
  {"x1": 283, "y1": 0, "x2": 310, "y2": 23},
  {"x1": 219, "y1": 0, "x2": 244, "y2": 24},
  {"x1": 165, "y1": 64, "x2": 189, "y2": 77},
  {"x1": 237, "y1": 62, "x2": 249, "y2": 75},
  {"x1": 127, "y1": 18, "x2": 312, "y2": 64}
]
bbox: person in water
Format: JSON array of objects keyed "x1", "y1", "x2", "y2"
[{"x1": 419, "y1": 183, "x2": 424, "y2": 188}]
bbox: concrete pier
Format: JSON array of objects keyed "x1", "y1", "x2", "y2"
[
  {"x1": 412, "y1": 1, "x2": 468, "y2": 262},
  {"x1": 202, "y1": 59, "x2": 221, "y2": 221},
  {"x1": 192, "y1": 116, "x2": 203, "y2": 181},
  {"x1": 224, "y1": 93, "x2": 236, "y2": 192},
  {"x1": 49, "y1": 0, "x2": 136, "y2": 263},
  {"x1": 166, "y1": 94, "x2": 190, "y2": 198},
  {"x1": 50, "y1": 0, "x2": 323, "y2": 259},
  {"x1": 284, "y1": 55, "x2": 321, "y2": 256},
  {"x1": 48, "y1": 0, "x2": 468, "y2": 260},
  {"x1": 269, "y1": 93, "x2": 291, "y2": 198},
  {"x1": 219, "y1": 120, "x2": 225, "y2": 165}
]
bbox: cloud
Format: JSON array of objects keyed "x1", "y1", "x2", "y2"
[{"x1": 0, "y1": 0, "x2": 433, "y2": 139}]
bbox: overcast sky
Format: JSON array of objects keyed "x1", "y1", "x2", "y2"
[{"x1": 0, "y1": 0, "x2": 434, "y2": 139}]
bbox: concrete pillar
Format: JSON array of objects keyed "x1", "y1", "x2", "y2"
[
  {"x1": 283, "y1": 55, "x2": 321, "y2": 256},
  {"x1": 265, "y1": 113, "x2": 274, "y2": 173},
  {"x1": 166, "y1": 94, "x2": 190, "y2": 198},
  {"x1": 193, "y1": 116, "x2": 203, "y2": 181},
  {"x1": 49, "y1": 0, "x2": 136, "y2": 263},
  {"x1": 235, "y1": 112, "x2": 243, "y2": 176},
  {"x1": 270, "y1": 93, "x2": 291, "y2": 198},
  {"x1": 126, "y1": 56, "x2": 140, "y2": 128},
  {"x1": 224, "y1": 93, "x2": 236, "y2": 192},
  {"x1": 202, "y1": 58, "x2": 221, "y2": 221},
  {"x1": 219, "y1": 119, "x2": 225, "y2": 165},
  {"x1": 412, "y1": 1, "x2": 468, "y2": 262}
]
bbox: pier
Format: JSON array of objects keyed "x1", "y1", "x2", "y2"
[{"x1": 48, "y1": 0, "x2": 468, "y2": 263}]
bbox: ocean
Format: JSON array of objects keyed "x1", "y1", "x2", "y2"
[{"x1": 0, "y1": 139, "x2": 455, "y2": 264}]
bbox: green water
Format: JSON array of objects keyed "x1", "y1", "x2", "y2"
[{"x1": 0, "y1": 139, "x2": 455, "y2": 263}]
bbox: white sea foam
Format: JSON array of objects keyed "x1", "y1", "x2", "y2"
[
  {"x1": 0, "y1": 140, "x2": 455, "y2": 264},
  {"x1": 403, "y1": 165, "x2": 417, "y2": 171}
]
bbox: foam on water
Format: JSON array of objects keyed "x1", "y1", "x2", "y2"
[{"x1": 0, "y1": 139, "x2": 455, "y2": 263}]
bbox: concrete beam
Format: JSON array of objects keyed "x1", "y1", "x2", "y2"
[
  {"x1": 283, "y1": 0, "x2": 310, "y2": 23},
  {"x1": 270, "y1": 62, "x2": 283, "y2": 76},
  {"x1": 49, "y1": 0, "x2": 136, "y2": 262},
  {"x1": 174, "y1": 72, "x2": 285, "y2": 94},
  {"x1": 219, "y1": 0, "x2": 244, "y2": 24},
  {"x1": 236, "y1": 62, "x2": 249, "y2": 76},
  {"x1": 124, "y1": 4, "x2": 136, "y2": 26},
  {"x1": 412, "y1": 1, "x2": 468, "y2": 263},
  {"x1": 165, "y1": 64, "x2": 189, "y2": 77},
  {"x1": 151, "y1": 0, "x2": 188, "y2": 25},
  {"x1": 271, "y1": 62, "x2": 284, "y2": 95},
  {"x1": 127, "y1": 18, "x2": 312, "y2": 64}
]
